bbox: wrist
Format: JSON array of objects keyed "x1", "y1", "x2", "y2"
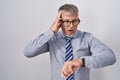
[{"x1": 50, "y1": 27, "x2": 58, "y2": 33}]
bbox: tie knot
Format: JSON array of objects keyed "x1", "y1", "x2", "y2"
[{"x1": 66, "y1": 37, "x2": 72, "y2": 42}]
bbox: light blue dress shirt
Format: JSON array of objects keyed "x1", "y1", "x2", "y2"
[{"x1": 23, "y1": 29, "x2": 116, "y2": 80}]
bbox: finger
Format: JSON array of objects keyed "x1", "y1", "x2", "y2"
[
  {"x1": 68, "y1": 65, "x2": 73, "y2": 74},
  {"x1": 61, "y1": 67, "x2": 69, "y2": 75},
  {"x1": 62, "y1": 70, "x2": 69, "y2": 78},
  {"x1": 65, "y1": 62, "x2": 73, "y2": 74},
  {"x1": 61, "y1": 63, "x2": 70, "y2": 78},
  {"x1": 72, "y1": 66, "x2": 78, "y2": 71},
  {"x1": 57, "y1": 11, "x2": 62, "y2": 19},
  {"x1": 55, "y1": 11, "x2": 62, "y2": 22},
  {"x1": 61, "y1": 68, "x2": 68, "y2": 78},
  {"x1": 57, "y1": 21, "x2": 62, "y2": 27}
]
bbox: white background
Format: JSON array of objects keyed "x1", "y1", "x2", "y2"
[{"x1": 0, "y1": 0, "x2": 120, "y2": 80}]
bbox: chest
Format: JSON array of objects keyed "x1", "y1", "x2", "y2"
[{"x1": 49, "y1": 37, "x2": 91, "y2": 59}]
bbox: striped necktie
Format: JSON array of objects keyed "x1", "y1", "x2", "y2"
[{"x1": 65, "y1": 37, "x2": 74, "y2": 80}]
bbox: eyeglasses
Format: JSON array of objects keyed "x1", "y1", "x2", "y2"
[{"x1": 61, "y1": 19, "x2": 80, "y2": 27}]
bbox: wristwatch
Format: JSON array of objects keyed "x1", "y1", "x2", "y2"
[{"x1": 82, "y1": 58, "x2": 85, "y2": 67}]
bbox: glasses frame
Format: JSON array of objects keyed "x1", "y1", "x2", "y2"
[{"x1": 61, "y1": 19, "x2": 80, "y2": 27}]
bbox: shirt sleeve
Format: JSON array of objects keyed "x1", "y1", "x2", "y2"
[
  {"x1": 83, "y1": 33, "x2": 116, "y2": 68},
  {"x1": 23, "y1": 29, "x2": 54, "y2": 58}
]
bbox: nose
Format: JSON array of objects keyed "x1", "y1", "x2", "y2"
[{"x1": 69, "y1": 22, "x2": 74, "y2": 27}]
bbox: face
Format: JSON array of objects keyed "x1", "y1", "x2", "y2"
[{"x1": 61, "y1": 11, "x2": 80, "y2": 36}]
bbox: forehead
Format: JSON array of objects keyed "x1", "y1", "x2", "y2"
[{"x1": 62, "y1": 11, "x2": 78, "y2": 20}]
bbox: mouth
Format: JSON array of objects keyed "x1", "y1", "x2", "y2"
[{"x1": 67, "y1": 30, "x2": 74, "y2": 32}]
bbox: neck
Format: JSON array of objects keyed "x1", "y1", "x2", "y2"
[{"x1": 66, "y1": 34, "x2": 73, "y2": 37}]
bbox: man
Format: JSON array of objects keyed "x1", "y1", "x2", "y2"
[{"x1": 23, "y1": 4, "x2": 116, "y2": 80}]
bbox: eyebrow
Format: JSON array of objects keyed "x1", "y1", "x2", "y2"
[{"x1": 62, "y1": 18, "x2": 79, "y2": 21}]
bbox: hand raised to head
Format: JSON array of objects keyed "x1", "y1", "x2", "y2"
[{"x1": 50, "y1": 11, "x2": 63, "y2": 33}]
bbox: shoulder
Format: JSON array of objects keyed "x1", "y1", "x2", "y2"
[{"x1": 77, "y1": 30, "x2": 93, "y2": 39}]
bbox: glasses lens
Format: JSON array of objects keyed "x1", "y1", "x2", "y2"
[
  {"x1": 63, "y1": 21, "x2": 70, "y2": 26},
  {"x1": 62, "y1": 19, "x2": 80, "y2": 26},
  {"x1": 72, "y1": 20, "x2": 80, "y2": 26}
]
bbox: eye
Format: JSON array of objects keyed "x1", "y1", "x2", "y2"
[
  {"x1": 64, "y1": 21, "x2": 69, "y2": 22},
  {"x1": 72, "y1": 20, "x2": 77, "y2": 23},
  {"x1": 73, "y1": 19, "x2": 80, "y2": 23},
  {"x1": 62, "y1": 20, "x2": 70, "y2": 24}
]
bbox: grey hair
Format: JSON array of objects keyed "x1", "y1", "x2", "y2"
[{"x1": 58, "y1": 4, "x2": 79, "y2": 13}]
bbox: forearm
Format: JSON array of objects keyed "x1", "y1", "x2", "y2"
[
  {"x1": 23, "y1": 29, "x2": 54, "y2": 58},
  {"x1": 83, "y1": 33, "x2": 116, "y2": 68},
  {"x1": 61, "y1": 33, "x2": 116, "y2": 70},
  {"x1": 83, "y1": 49, "x2": 116, "y2": 68}
]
